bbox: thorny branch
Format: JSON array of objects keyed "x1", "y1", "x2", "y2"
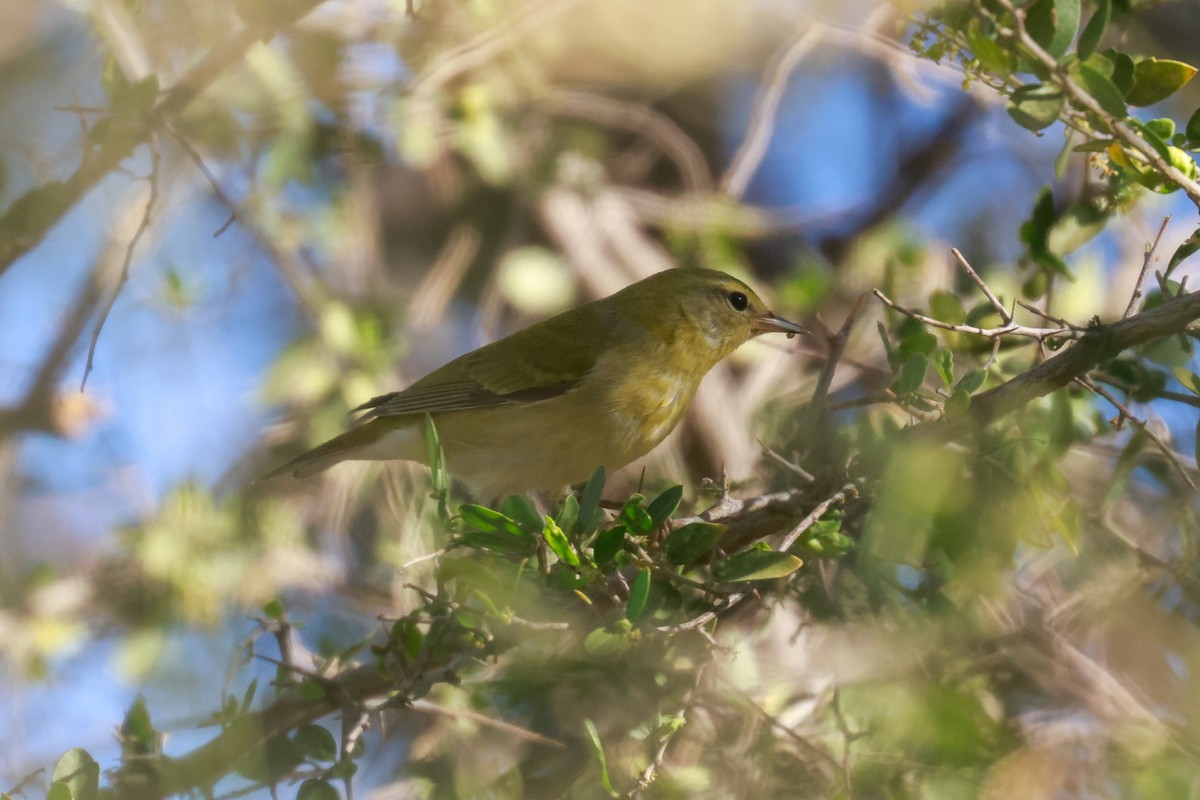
[{"x1": 0, "y1": 0, "x2": 328, "y2": 278}]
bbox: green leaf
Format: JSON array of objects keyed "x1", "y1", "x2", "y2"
[
  {"x1": 1007, "y1": 83, "x2": 1065, "y2": 131},
  {"x1": 894, "y1": 353, "x2": 929, "y2": 394},
  {"x1": 1195, "y1": 419, "x2": 1200, "y2": 474},
  {"x1": 584, "y1": 719, "x2": 620, "y2": 797},
  {"x1": 584, "y1": 624, "x2": 632, "y2": 656},
  {"x1": 51, "y1": 749, "x2": 99, "y2": 800},
  {"x1": 1167, "y1": 228, "x2": 1200, "y2": 278},
  {"x1": 934, "y1": 348, "x2": 954, "y2": 389},
  {"x1": 543, "y1": 516, "x2": 580, "y2": 567},
  {"x1": 424, "y1": 414, "x2": 449, "y2": 500},
  {"x1": 898, "y1": 329, "x2": 938, "y2": 359},
  {"x1": 1047, "y1": 201, "x2": 1108, "y2": 253},
  {"x1": 1021, "y1": 186, "x2": 1057, "y2": 250},
  {"x1": 929, "y1": 290, "x2": 966, "y2": 324},
  {"x1": 500, "y1": 494, "x2": 542, "y2": 532},
  {"x1": 665, "y1": 522, "x2": 725, "y2": 565},
  {"x1": 956, "y1": 369, "x2": 987, "y2": 394},
  {"x1": 238, "y1": 734, "x2": 304, "y2": 783},
  {"x1": 296, "y1": 779, "x2": 341, "y2": 800},
  {"x1": 626, "y1": 567, "x2": 651, "y2": 621},
  {"x1": 262, "y1": 598, "x2": 284, "y2": 620},
  {"x1": 1071, "y1": 138, "x2": 1114, "y2": 152},
  {"x1": 592, "y1": 526, "x2": 626, "y2": 566},
  {"x1": 121, "y1": 697, "x2": 155, "y2": 753},
  {"x1": 619, "y1": 496, "x2": 653, "y2": 535},
  {"x1": 1054, "y1": 131, "x2": 1074, "y2": 177},
  {"x1": 1077, "y1": 0, "x2": 1109, "y2": 60},
  {"x1": 1026, "y1": 0, "x2": 1081, "y2": 59},
  {"x1": 713, "y1": 549, "x2": 803, "y2": 582},
  {"x1": 1186, "y1": 106, "x2": 1200, "y2": 147},
  {"x1": 1126, "y1": 58, "x2": 1198, "y2": 107},
  {"x1": 966, "y1": 26, "x2": 1013, "y2": 74},
  {"x1": 945, "y1": 387, "x2": 971, "y2": 417},
  {"x1": 458, "y1": 505, "x2": 526, "y2": 538},
  {"x1": 577, "y1": 466, "x2": 606, "y2": 532},
  {"x1": 456, "y1": 505, "x2": 534, "y2": 553},
  {"x1": 294, "y1": 724, "x2": 338, "y2": 762},
  {"x1": 646, "y1": 485, "x2": 683, "y2": 527},
  {"x1": 1106, "y1": 49, "x2": 1136, "y2": 94},
  {"x1": 1075, "y1": 64, "x2": 1128, "y2": 118},
  {"x1": 1172, "y1": 367, "x2": 1200, "y2": 395},
  {"x1": 556, "y1": 493, "x2": 580, "y2": 536},
  {"x1": 241, "y1": 678, "x2": 259, "y2": 713},
  {"x1": 1144, "y1": 117, "x2": 1175, "y2": 140}
]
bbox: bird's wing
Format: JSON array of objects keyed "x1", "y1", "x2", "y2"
[{"x1": 355, "y1": 302, "x2": 617, "y2": 420}]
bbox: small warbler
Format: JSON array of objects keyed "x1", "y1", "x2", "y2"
[{"x1": 265, "y1": 268, "x2": 806, "y2": 496}]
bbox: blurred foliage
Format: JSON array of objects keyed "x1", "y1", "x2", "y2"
[{"x1": 3, "y1": 0, "x2": 1200, "y2": 798}]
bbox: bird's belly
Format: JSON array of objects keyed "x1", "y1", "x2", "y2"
[{"x1": 430, "y1": 375, "x2": 693, "y2": 496}]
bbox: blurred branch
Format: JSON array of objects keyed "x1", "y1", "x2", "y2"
[
  {"x1": 721, "y1": 28, "x2": 822, "y2": 199},
  {"x1": 80, "y1": 141, "x2": 159, "y2": 391},
  {"x1": 539, "y1": 91, "x2": 712, "y2": 193},
  {"x1": 160, "y1": 121, "x2": 330, "y2": 324},
  {"x1": 0, "y1": 0, "x2": 327, "y2": 279},
  {"x1": 0, "y1": 266, "x2": 103, "y2": 436},
  {"x1": 1077, "y1": 376, "x2": 1196, "y2": 490}
]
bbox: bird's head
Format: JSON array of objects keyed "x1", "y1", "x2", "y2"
[{"x1": 618, "y1": 269, "x2": 807, "y2": 359}]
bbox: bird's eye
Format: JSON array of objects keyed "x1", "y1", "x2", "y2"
[{"x1": 727, "y1": 291, "x2": 749, "y2": 311}]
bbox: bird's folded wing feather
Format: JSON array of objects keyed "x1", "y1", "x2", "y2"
[{"x1": 355, "y1": 302, "x2": 617, "y2": 420}]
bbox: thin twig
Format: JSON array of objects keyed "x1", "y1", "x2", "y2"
[
  {"x1": 1123, "y1": 216, "x2": 1171, "y2": 319},
  {"x1": 778, "y1": 485, "x2": 857, "y2": 553},
  {"x1": 80, "y1": 142, "x2": 160, "y2": 391},
  {"x1": 410, "y1": 699, "x2": 566, "y2": 749},
  {"x1": 721, "y1": 27, "x2": 822, "y2": 198},
  {"x1": 1078, "y1": 376, "x2": 1196, "y2": 491},
  {"x1": 951, "y1": 248, "x2": 1009, "y2": 322},
  {"x1": 539, "y1": 91, "x2": 712, "y2": 193},
  {"x1": 1016, "y1": 300, "x2": 1080, "y2": 330},
  {"x1": 0, "y1": 0, "x2": 326, "y2": 278},
  {"x1": 805, "y1": 293, "x2": 868, "y2": 439},
  {"x1": 874, "y1": 289, "x2": 1071, "y2": 340}
]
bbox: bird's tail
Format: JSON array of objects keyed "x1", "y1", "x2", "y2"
[{"x1": 259, "y1": 424, "x2": 383, "y2": 481}]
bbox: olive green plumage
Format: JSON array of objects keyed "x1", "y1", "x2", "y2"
[{"x1": 265, "y1": 268, "x2": 805, "y2": 497}]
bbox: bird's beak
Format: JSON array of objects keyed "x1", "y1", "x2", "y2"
[{"x1": 752, "y1": 312, "x2": 808, "y2": 338}]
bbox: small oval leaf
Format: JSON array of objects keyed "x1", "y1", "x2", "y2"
[
  {"x1": 665, "y1": 522, "x2": 725, "y2": 565},
  {"x1": 1007, "y1": 84, "x2": 1065, "y2": 131},
  {"x1": 626, "y1": 567, "x2": 651, "y2": 621},
  {"x1": 713, "y1": 549, "x2": 803, "y2": 582},
  {"x1": 1126, "y1": 58, "x2": 1198, "y2": 107}
]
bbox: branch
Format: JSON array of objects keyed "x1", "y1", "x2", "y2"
[
  {"x1": 992, "y1": 0, "x2": 1200, "y2": 209},
  {"x1": 0, "y1": 0, "x2": 326, "y2": 279},
  {"x1": 963, "y1": 288, "x2": 1200, "y2": 427},
  {"x1": 721, "y1": 27, "x2": 822, "y2": 198}
]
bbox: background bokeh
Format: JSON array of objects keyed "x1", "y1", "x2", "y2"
[{"x1": 3, "y1": 0, "x2": 1200, "y2": 797}]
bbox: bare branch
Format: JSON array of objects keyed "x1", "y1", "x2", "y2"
[
  {"x1": 874, "y1": 289, "x2": 1071, "y2": 340},
  {"x1": 0, "y1": 0, "x2": 327, "y2": 278},
  {"x1": 80, "y1": 142, "x2": 159, "y2": 391},
  {"x1": 952, "y1": 247, "x2": 1009, "y2": 322},
  {"x1": 721, "y1": 28, "x2": 822, "y2": 198},
  {"x1": 1123, "y1": 216, "x2": 1171, "y2": 319},
  {"x1": 961, "y1": 288, "x2": 1200, "y2": 428}
]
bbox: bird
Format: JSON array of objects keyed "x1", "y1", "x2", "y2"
[{"x1": 263, "y1": 268, "x2": 806, "y2": 498}]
